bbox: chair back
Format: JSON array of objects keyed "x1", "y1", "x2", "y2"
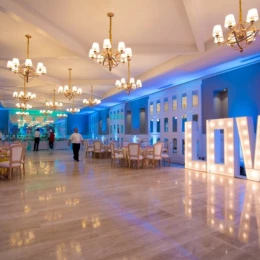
[
  {"x1": 84, "y1": 140, "x2": 89, "y2": 150},
  {"x1": 123, "y1": 141, "x2": 129, "y2": 147},
  {"x1": 110, "y1": 142, "x2": 115, "y2": 156},
  {"x1": 154, "y1": 142, "x2": 162, "y2": 157},
  {"x1": 128, "y1": 143, "x2": 140, "y2": 158},
  {"x1": 10, "y1": 145, "x2": 23, "y2": 165},
  {"x1": 94, "y1": 141, "x2": 101, "y2": 152}
]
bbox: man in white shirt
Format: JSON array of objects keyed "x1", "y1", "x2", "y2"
[
  {"x1": 34, "y1": 128, "x2": 40, "y2": 151},
  {"x1": 68, "y1": 128, "x2": 83, "y2": 161}
]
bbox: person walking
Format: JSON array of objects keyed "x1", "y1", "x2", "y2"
[
  {"x1": 34, "y1": 128, "x2": 40, "y2": 151},
  {"x1": 68, "y1": 128, "x2": 83, "y2": 161},
  {"x1": 49, "y1": 130, "x2": 55, "y2": 150}
]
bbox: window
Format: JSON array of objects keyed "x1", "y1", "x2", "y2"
[
  {"x1": 150, "y1": 138, "x2": 153, "y2": 146},
  {"x1": 157, "y1": 138, "x2": 160, "y2": 143},
  {"x1": 181, "y1": 93, "x2": 187, "y2": 109},
  {"x1": 156, "y1": 119, "x2": 160, "y2": 132},
  {"x1": 164, "y1": 98, "x2": 168, "y2": 112},
  {"x1": 172, "y1": 117, "x2": 177, "y2": 132},
  {"x1": 113, "y1": 111, "x2": 116, "y2": 119},
  {"x1": 192, "y1": 114, "x2": 198, "y2": 122},
  {"x1": 172, "y1": 95, "x2": 177, "y2": 111},
  {"x1": 150, "y1": 119, "x2": 154, "y2": 133},
  {"x1": 156, "y1": 100, "x2": 160, "y2": 113},
  {"x1": 173, "y1": 138, "x2": 177, "y2": 153},
  {"x1": 117, "y1": 110, "x2": 120, "y2": 120},
  {"x1": 192, "y1": 90, "x2": 198, "y2": 107},
  {"x1": 150, "y1": 102, "x2": 153, "y2": 114},
  {"x1": 182, "y1": 139, "x2": 185, "y2": 155},
  {"x1": 121, "y1": 125, "x2": 124, "y2": 134},
  {"x1": 110, "y1": 125, "x2": 112, "y2": 134},
  {"x1": 121, "y1": 109, "x2": 124, "y2": 119},
  {"x1": 164, "y1": 118, "x2": 168, "y2": 132},
  {"x1": 182, "y1": 115, "x2": 187, "y2": 132}
]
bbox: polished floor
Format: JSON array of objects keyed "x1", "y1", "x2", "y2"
[{"x1": 1, "y1": 150, "x2": 260, "y2": 260}]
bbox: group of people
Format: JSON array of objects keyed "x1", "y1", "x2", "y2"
[{"x1": 33, "y1": 127, "x2": 83, "y2": 162}]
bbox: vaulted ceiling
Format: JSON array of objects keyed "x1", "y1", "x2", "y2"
[{"x1": 0, "y1": 0, "x2": 259, "y2": 112}]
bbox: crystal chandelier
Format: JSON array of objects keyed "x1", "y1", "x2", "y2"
[
  {"x1": 66, "y1": 99, "x2": 80, "y2": 113},
  {"x1": 213, "y1": 0, "x2": 259, "y2": 53},
  {"x1": 58, "y1": 68, "x2": 82, "y2": 100},
  {"x1": 83, "y1": 86, "x2": 101, "y2": 107},
  {"x1": 115, "y1": 54, "x2": 142, "y2": 94},
  {"x1": 7, "y1": 35, "x2": 46, "y2": 82},
  {"x1": 46, "y1": 89, "x2": 63, "y2": 110},
  {"x1": 16, "y1": 111, "x2": 29, "y2": 116},
  {"x1": 40, "y1": 110, "x2": 53, "y2": 116},
  {"x1": 13, "y1": 78, "x2": 36, "y2": 104},
  {"x1": 57, "y1": 114, "x2": 68, "y2": 118},
  {"x1": 16, "y1": 103, "x2": 32, "y2": 110},
  {"x1": 89, "y1": 12, "x2": 132, "y2": 71}
]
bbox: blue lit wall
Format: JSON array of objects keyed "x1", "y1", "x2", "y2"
[
  {"x1": 0, "y1": 110, "x2": 9, "y2": 133},
  {"x1": 98, "y1": 109, "x2": 109, "y2": 135},
  {"x1": 67, "y1": 114, "x2": 89, "y2": 135},
  {"x1": 202, "y1": 62, "x2": 260, "y2": 133}
]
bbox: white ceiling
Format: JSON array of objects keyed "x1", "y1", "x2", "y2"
[{"x1": 0, "y1": 0, "x2": 259, "y2": 112}]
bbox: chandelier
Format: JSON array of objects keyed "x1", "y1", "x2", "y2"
[
  {"x1": 40, "y1": 110, "x2": 53, "y2": 116},
  {"x1": 7, "y1": 35, "x2": 46, "y2": 82},
  {"x1": 58, "y1": 68, "x2": 82, "y2": 100},
  {"x1": 17, "y1": 118, "x2": 26, "y2": 128},
  {"x1": 115, "y1": 54, "x2": 142, "y2": 94},
  {"x1": 16, "y1": 111, "x2": 29, "y2": 116},
  {"x1": 13, "y1": 78, "x2": 36, "y2": 104},
  {"x1": 213, "y1": 0, "x2": 259, "y2": 53},
  {"x1": 57, "y1": 114, "x2": 68, "y2": 118},
  {"x1": 89, "y1": 12, "x2": 132, "y2": 71},
  {"x1": 46, "y1": 89, "x2": 63, "y2": 110},
  {"x1": 16, "y1": 103, "x2": 32, "y2": 110},
  {"x1": 83, "y1": 86, "x2": 101, "y2": 107},
  {"x1": 66, "y1": 99, "x2": 80, "y2": 113}
]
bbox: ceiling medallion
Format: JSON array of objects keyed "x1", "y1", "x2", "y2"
[
  {"x1": 7, "y1": 35, "x2": 46, "y2": 82},
  {"x1": 89, "y1": 12, "x2": 132, "y2": 71},
  {"x1": 213, "y1": 0, "x2": 259, "y2": 53},
  {"x1": 83, "y1": 86, "x2": 101, "y2": 107},
  {"x1": 58, "y1": 68, "x2": 82, "y2": 100}
]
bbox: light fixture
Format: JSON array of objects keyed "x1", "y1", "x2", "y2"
[
  {"x1": 17, "y1": 118, "x2": 26, "y2": 128},
  {"x1": 57, "y1": 114, "x2": 68, "y2": 118},
  {"x1": 46, "y1": 89, "x2": 63, "y2": 110},
  {"x1": 83, "y1": 86, "x2": 101, "y2": 107},
  {"x1": 7, "y1": 35, "x2": 46, "y2": 82},
  {"x1": 40, "y1": 110, "x2": 53, "y2": 116},
  {"x1": 66, "y1": 99, "x2": 80, "y2": 113},
  {"x1": 89, "y1": 12, "x2": 132, "y2": 71},
  {"x1": 58, "y1": 68, "x2": 82, "y2": 100},
  {"x1": 16, "y1": 103, "x2": 32, "y2": 110},
  {"x1": 13, "y1": 77, "x2": 36, "y2": 104},
  {"x1": 16, "y1": 111, "x2": 29, "y2": 116},
  {"x1": 115, "y1": 55, "x2": 142, "y2": 94},
  {"x1": 212, "y1": 0, "x2": 259, "y2": 53}
]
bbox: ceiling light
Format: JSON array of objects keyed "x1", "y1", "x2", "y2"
[
  {"x1": 57, "y1": 114, "x2": 68, "y2": 118},
  {"x1": 58, "y1": 68, "x2": 82, "y2": 100},
  {"x1": 213, "y1": 0, "x2": 259, "y2": 53},
  {"x1": 16, "y1": 111, "x2": 29, "y2": 116},
  {"x1": 13, "y1": 78, "x2": 36, "y2": 104},
  {"x1": 46, "y1": 89, "x2": 63, "y2": 110},
  {"x1": 40, "y1": 110, "x2": 53, "y2": 116},
  {"x1": 115, "y1": 53, "x2": 142, "y2": 94},
  {"x1": 7, "y1": 35, "x2": 46, "y2": 82},
  {"x1": 16, "y1": 103, "x2": 32, "y2": 110},
  {"x1": 83, "y1": 86, "x2": 101, "y2": 107},
  {"x1": 89, "y1": 12, "x2": 131, "y2": 71},
  {"x1": 66, "y1": 99, "x2": 80, "y2": 114}
]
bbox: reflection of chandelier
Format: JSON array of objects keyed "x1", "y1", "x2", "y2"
[
  {"x1": 57, "y1": 114, "x2": 68, "y2": 118},
  {"x1": 16, "y1": 103, "x2": 32, "y2": 110},
  {"x1": 115, "y1": 55, "x2": 142, "y2": 94},
  {"x1": 28, "y1": 120, "x2": 39, "y2": 127},
  {"x1": 213, "y1": 0, "x2": 259, "y2": 53},
  {"x1": 16, "y1": 111, "x2": 29, "y2": 116},
  {"x1": 46, "y1": 89, "x2": 63, "y2": 110},
  {"x1": 13, "y1": 78, "x2": 36, "y2": 104},
  {"x1": 83, "y1": 86, "x2": 101, "y2": 107},
  {"x1": 7, "y1": 35, "x2": 46, "y2": 82},
  {"x1": 89, "y1": 12, "x2": 132, "y2": 71},
  {"x1": 40, "y1": 110, "x2": 53, "y2": 116},
  {"x1": 42, "y1": 120, "x2": 54, "y2": 126},
  {"x1": 66, "y1": 99, "x2": 80, "y2": 113},
  {"x1": 58, "y1": 69, "x2": 82, "y2": 100},
  {"x1": 17, "y1": 119, "x2": 26, "y2": 128}
]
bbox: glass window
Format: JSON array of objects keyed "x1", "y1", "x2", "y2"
[
  {"x1": 150, "y1": 102, "x2": 153, "y2": 114},
  {"x1": 181, "y1": 94, "x2": 187, "y2": 109},
  {"x1": 150, "y1": 138, "x2": 153, "y2": 146},
  {"x1": 157, "y1": 138, "x2": 160, "y2": 142},
  {"x1": 110, "y1": 125, "x2": 112, "y2": 134},
  {"x1": 117, "y1": 110, "x2": 120, "y2": 120},
  {"x1": 164, "y1": 118, "x2": 168, "y2": 132},
  {"x1": 172, "y1": 95, "x2": 177, "y2": 111},
  {"x1": 156, "y1": 119, "x2": 160, "y2": 133},
  {"x1": 192, "y1": 91, "x2": 198, "y2": 107},
  {"x1": 164, "y1": 98, "x2": 168, "y2": 112},
  {"x1": 121, "y1": 125, "x2": 124, "y2": 134},
  {"x1": 113, "y1": 111, "x2": 116, "y2": 119},
  {"x1": 182, "y1": 115, "x2": 187, "y2": 132},
  {"x1": 156, "y1": 100, "x2": 160, "y2": 113},
  {"x1": 121, "y1": 109, "x2": 124, "y2": 119},
  {"x1": 172, "y1": 117, "x2": 177, "y2": 132},
  {"x1": 173, "y1": 138, "x2": 177, "y2": 153},
  {"x1": 192, "y1": 114, "x2": 198, "y2": 122},
  {"x1": 150, "y1": 119, "x2": 154, "y2": 133}
]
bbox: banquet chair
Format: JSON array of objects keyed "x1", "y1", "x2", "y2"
[
  {"x1": 128, "y1": 143, "x2": 143, "y2": 169},
  {"x1": 145, "y1": 142, "x2": 163, "y2": 167},
  {"x1": 0, "y1": 144, "x2": 23, "y2": 180},
  {"x1": 110, "y1": 142, "x2": 124, "y2": 167},
  {"x1": 93, "y1": 141, "x2": 105, "y2": 158},
  {"x1": 161, "y1": 146, "x2": 171, "y2": 166},
  {"x1": 123, "y1": 141, "x2": 129, "y2": 147},
  {"x1": 84, "y1": 140, "x2": 94, "y2": 158}
]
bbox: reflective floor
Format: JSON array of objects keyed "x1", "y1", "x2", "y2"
[{"x1": 1, "y1": 150, "x2": 260, "y2": 260}]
